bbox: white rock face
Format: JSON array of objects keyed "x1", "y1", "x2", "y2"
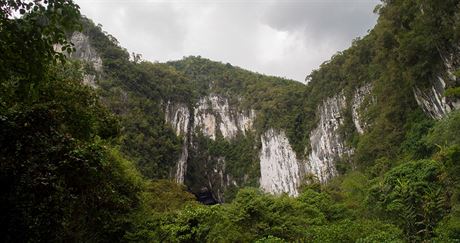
[
  {"x1": 194, "y1": 94, "x2": 256, "y2": 140},
  {"x1": 414, "y1": 77, "x2": 452, "y2": 119},
  {"x1": 307, "y1": 94, "x2": 351, "y2": 183},
  {"x1": 414, "y1": 52, "x2": 460, "y2": 119},
  {"x1": 70, "y1": 32, "x2": 103, "y2": 72},
  {"x1": 214, "y1": 157, "x2": 227, "y2": 202},
  {"x1": 258, "y1": 87, "x2": 372, "y2": 192},
  {"x1": 165, "y1": 102, "x2": 190, "y2": 136},
  {"x1": 238, "y1": 110, "x2": 257, "y2": 133},
  {"x1": 164, "y1": 102, "x2": 191, "y2": 184},
  {"x1": 165, "y1": 94, "x2": 256, "y2": 183},
  {"x1": 175, "y1": 141, "x2": 189, "y2": 184},
  {"x1": 194, "y1": 100, "x2": 218, "y2": 139},
  {"x1": 259, "y1": 129, "x2": 301, "y2": 196},
  {"x1": 57, "y1": 32, "x2": 103, "y2": 87},
  {"x1": 352, "y1": 84, "x2": 372, "y2": 134}
]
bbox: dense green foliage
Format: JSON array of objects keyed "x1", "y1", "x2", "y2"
[
  {"x1": 126, "y1": 187, "x2": 404, "y2": 242},
  {"x1": 125, "y1": 113, "x2": 460, "y2": 242},
  {"x1": 168, "y1": 57, "x2": 307, "y2": 150},
  {"x1": 369, "y1": 160, "x2": 449, "y2": 240},
  {"x1": 308, "y1": 0, "x2": 460, "y2": 169},
  {"x1": 132, "y1": 0, "x2": 460, "y2": 241},
  {"x1": 78, "y1": 18, "x2": 311, "y2": 196},
  {"x1": 0, "y1": 2, "x2": 145, "y2": 241},
  {"x1": 2, "y1": 0, "x2": 460, "y2": 242},
  {"x1": 79, "y1": 18, "x2": 190, "y2": 179},
  {"x1": 185, "y1": 132, "x2": 260, "y2": 201}
]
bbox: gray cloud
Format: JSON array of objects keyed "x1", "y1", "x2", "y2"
[
  {"x1": 75, "y1": 0, "x2": 379, "y2": 81},
  {"x1": 262, "y1": 0, "x2": 379, "y2": 47},
  {"x1": 76, "y1": 1, "x2": 188, "y2": 60}
]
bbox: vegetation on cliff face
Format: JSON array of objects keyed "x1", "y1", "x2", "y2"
[
  {"x1": 78, "y1": 17, "x2": 312, "y2": 198},
  {"x1": 2, "y1": 0, "x2": 460, "y2": 242},
  {"x1": 78, "y1": 18, "x2": 191, "y2": 179}
]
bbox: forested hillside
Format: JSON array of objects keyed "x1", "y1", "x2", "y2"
[{"x1": 1, "y1": 0, "x2": 460, "y2": 242}]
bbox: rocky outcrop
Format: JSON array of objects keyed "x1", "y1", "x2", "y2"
[
  {"x1": 165, "y1": 85, "x2": 380, "y2": 196},
  {"x1": 164, "y1": 85, "x2": 380, "y2": 197},
  {"x1": 165, "y1": 94, "x2": 256, "y2": 185},
  {"x1": 258, "y1": 86, "x2": 373, "y2": 194},
  {"x1": 306, "y1": 94, "x2": 351, "y2": 183},
  {"x1": 165, "y1": 102, "x2": 191, "y2": 184},
  {"x1": 70, "y1": 32, "x2": 103, "y2": 72},
  {"x1": 413, "y1": 77, "x2": 458, "y2": 119},
  {"x1": 60, "y1": 32, "x2": 103, "y2": 87},
  {"x1": 257, "y1": 96, "x2": 350, "y2": 194},
  {"x1": 352, "y1": 84, "x2": 372, "y2": 134},
  {"x1": 259, "y1": 129, "x2": 301, "y2": 196},
  {"x1": 175, "y1": 142, "x2": 189, "y2": 184},
  {"x1": 414, "y1": 50, "x2": 460, "y2": 119},
  {"x1": 165, "y1": 102, "x2": 190, "y2": 136},
  {"x1": 194, "y1": 94, "x2": 256, "y2": 140}
]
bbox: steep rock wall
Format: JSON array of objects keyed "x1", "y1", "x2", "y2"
[
  {"x1": 165, "y1": 102, "x2": 190, "y2": 136},
  {"x1": 259, "y1": 85, "x2": 373, "y2": 194},
  {"x1": 165, "y1": 87, "x2": 377, "y2": 197},
  {"x1": 165, "y1": 94, "x2": 256, "y2": 187},
  {"x1": 211, "y1": 157, "x2": 238, "y2": 202},
  {"x1": 194, "y1": 94, "x2": 256, "y2": 140},
  {"x1": 165, "y1": 102, "x2": 191, "y2": 183},
  {"x1": 68, "y1": 32, "x2": 103, "y2": 87},
  {"x1": 414, "y1": 76, "x2": 459, "y2": 119},
  {"x1": 70, "y1": 32, "x2": 103, "y2": 72},
  {"x1": 414, "y1": 51, "x2": 460, "y2": 119},
  {"x1": 352, "y1": 84, "x2": 373, "y2": 134},
  {"x1": 306, "y1": 94, "x2": 351, "y2": 183},
  {"x1": 259, "y1": 129, "x2": 301, "y2": 196}
]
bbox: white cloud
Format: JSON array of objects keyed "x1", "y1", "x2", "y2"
[{"x1": 75, "y1": 0, "x2": 379, "y2": 81}]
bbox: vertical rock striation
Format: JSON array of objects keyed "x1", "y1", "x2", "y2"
[
  {"x1": 258, "y1": 85, "x2": 374, "y2": 194},
  {"x1": 352, "y1": 84, "x2": 373, "y2": 134},
  {"x1": 413, "y1": 77, "x2": 457, "y2": 119},
  {"x1": 175, "y1": 142, "x2": 189, "y2": 184},
  {"x1": 69, "y1": 32, "x2": 103, "y2": 87},
  {"x1": 259, "y1": 129, "x2": 301, "y2": 196},
  {"x1": 165, "y1": 86, "x2": 379, "y2": 196},
  {"x1": 165, "y1": 102, "x2": 190, "y2": 136},
  {"x1": 164, "y1": 94, "x2": 256, "y2": 185},
  {"x1": 414, "y1": 51, "x2": 460, "y2": 119},
  {"x1": 306, "y1": 94, "x2": 351, "y2": 183},
  {"x1": 165, "y1": 102, "x2": 191, "y2": 184},
  {"x1": 70, "y1": 32, "x2": 103, "y2": 71},
  {"x1": 194, "y1": 94, "x2": 255, "y2": 140}
]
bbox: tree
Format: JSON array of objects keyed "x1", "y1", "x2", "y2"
[
  {"x1": 0, "y1": 0, "x2": 81, "y2": 100},
  {"x1": 1, "y1": 1, "x2": 145, "y2": 241},
  {"x1": 368, "y1": 160, "x2": 450, "y2": 241}
]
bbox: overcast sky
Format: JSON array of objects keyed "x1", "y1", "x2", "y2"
[{"x1": 75, "y1": 0, "x2": 380, "y2": 82}]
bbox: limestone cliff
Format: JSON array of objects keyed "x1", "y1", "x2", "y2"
[
  {"x1": 165, "y1": 102, "x2": 191, "y2": 184},
  {"x1": 71, "y1": 23, "x2": 460, "y2": 200},
  {"x1": 413, "y1": 47, "x2": 460, "y2": 119},
  {"x1": 306, "y1": 94, "x2": 350, "y2": 183},
  {"x1": 259, "y1": 129, "x2": 301, "y2": 196},
  {"x1": 164, "y1": 94, "x2": 256, "y2": 195},
  {"x1": 164, "y1": 85, "x2": 375, "y2": 198},
  {"x1": 70, "y1": 41, "x2": 457, "y2": 200},
  {"x1": 65, "y1": 32, "x2": 103, "y2": 87},
  {"x1": 193, "y1": 94, "x2": 256, "y2": 140}
]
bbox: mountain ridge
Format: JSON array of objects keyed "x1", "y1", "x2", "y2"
[
  {"x1": 72, "y1": 5, "x2": 460, "y2": 201},
  {"x1": 3, "y1": 0, "x2": 460, "y2": 241}
]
